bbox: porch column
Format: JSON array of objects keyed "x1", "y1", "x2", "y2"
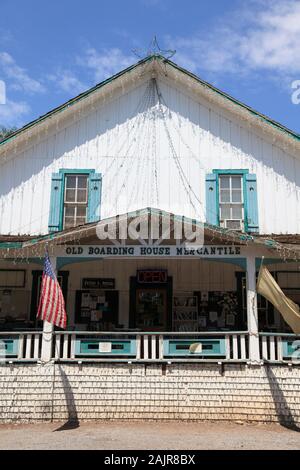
[
  {"x1": 41, "y1": 256, "x2": 56, "y2": 362},
  {"x1": 246, "y1": 254, "x2": 260, "y2": 363}
]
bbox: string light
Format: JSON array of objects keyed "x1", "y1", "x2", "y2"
[{"x1": 0, "y1": 57, "x2": 299, "y2": 267}]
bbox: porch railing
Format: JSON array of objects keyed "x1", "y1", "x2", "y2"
[
  {"x1": 0, "y1": 331, "x2": 43, "y2": 361},
  {"x1": 259, "y1": 333, "x2": 300, "y2": 362},
  {"x1": 1, "y1": 331, "x2": 300, "y2": 363},
  {"x1": 51, "y1": 331, "x2": 249, "y2": 362}
]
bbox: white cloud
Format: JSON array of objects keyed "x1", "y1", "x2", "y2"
[
  {"x1": 0, "y1": 52, "x2": 45, "y2": 94},
  {"x1": 77, "y1": 47, "x2": 135, "y2": 82},
  {"x1": 48, "y1": 69, "x2": 87, "y2": 95},
  {"x1": 167, "y1": 0, "x2": 300, "y2": 77},
  {"x1": 0, "y1": 99, "x2": 30, "y2": 127}
]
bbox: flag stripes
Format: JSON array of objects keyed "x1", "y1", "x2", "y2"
[{"x1": 37, "y1": 253, "x2": 67, "y2": 329}]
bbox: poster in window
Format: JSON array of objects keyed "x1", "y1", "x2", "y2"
[{"x1": 226, "y1": 314, "x2": 235, "y2": 326}]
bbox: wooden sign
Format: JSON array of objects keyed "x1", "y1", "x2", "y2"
[{"x1": 82, "y1": 278, "x2": 115, "y2": 289}]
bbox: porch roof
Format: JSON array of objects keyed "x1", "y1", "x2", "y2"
[{"x1": 0, "y1": 208, "x2": 299, "y2": 260}]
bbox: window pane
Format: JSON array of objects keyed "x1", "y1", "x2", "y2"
[
  {"x1": 220, "y1": 176, "x2": 230, "y2": 189},
  {"x1": 65, "y1": 176, "x2": 76, "y2": 189},
  {"x1": 77, "y1": 206, "x2": 87, "y2": 217},
  {"x1": 64, "y1": 217, "x2": 75, "y2": 229},
  {"x1": 65, "y1": 206, "x2": 75, "y2": 217},
  {"x1": 232, "y1": 176, "x2": 242, "y2": 189},
  {"x1": 220, "y1": 189, "x2": 230, "y2": 203},
  {"x1": 65, "y1": 189, "x2": 76, "y2": 202},
  {"x1": 232, "y1": 205, "x2": 243, "y2": 219},
  {"x1": 77, "y1": 176, "x2": 88, "y2": 189},
  {"x1": 76, "y1": 217, "x2": 86, "y2": 226},
  {"x1": 77, "y1": 189, "x2": 87, "y2": 203},
  {"x1": 220, "y1": 205, "x2": 230, "y2": 219},
  {"x1": 232, "y1": 190, "x2": 242, "y2": 203}
]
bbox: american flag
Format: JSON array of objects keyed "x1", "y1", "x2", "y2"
[{"x1": 37, "y1": 253, "x2": 67, "y2": 329}]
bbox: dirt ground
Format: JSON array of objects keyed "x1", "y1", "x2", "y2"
[{"x1": 0, "y1": 421, "x2": 300, "y2": 450}]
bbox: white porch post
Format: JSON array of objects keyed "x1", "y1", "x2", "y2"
[
  {"x1": 246, "y1": 254, "x2": 260, "y2": 363},
  {"x1": 41, "y1": 256, "x2": 57, "y2": 362}
]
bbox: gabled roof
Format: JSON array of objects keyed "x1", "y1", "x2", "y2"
[{"x1": 0, "y1": 55, "x2": 299, "y2": 152}]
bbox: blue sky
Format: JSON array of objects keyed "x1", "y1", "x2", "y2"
[{"x1": 0, "y1": 0, "x2": 299, "y2": 133}]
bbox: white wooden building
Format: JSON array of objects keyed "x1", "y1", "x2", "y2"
[{"x1": 0, "y1": 55, "x2": 300, "y2": 424}]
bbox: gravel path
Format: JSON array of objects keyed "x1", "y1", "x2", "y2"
[{"x1": 0, "y1": 421, "x2": 300, "y2": 450}]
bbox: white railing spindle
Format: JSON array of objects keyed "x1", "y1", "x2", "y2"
[
  {"x1": 25, "y1": 334, "x2": 32, "y2": 359},
  {"x1": 18, "y1": 334, "x2": 24, "y2": 359},
  {"x1": 269, "y1": 336, "x2": 276, "y2": 361},
  {"x1": 240, "y1": 335, "x2": 246, "y2": 360},
  {"x1": 276, "y1": 336, "x2": 283, "y2": 361},
  {"x1": 151, "y1": 335, "x2": 156, "y2": 360},
  {"x1": 225, "y1": 335, "x2": 231, "y2": 359},
  {"x1": 143, "y1": 335, "x2": 149, "y2": 360},
  {"x1": 232, "y1": 335, "x2": 238, "y2": 360},
  {"x1": 136, "y1": 335, "x2": 141, "y2": 360},
  {"x1": 33, "y1": 334, "x2": 40, "y2": 359},
  {"x1": 158, "y1": 335, "x2": 164, "y2": 360},
  {"x1": 55, "y1": 335, "x2": 61, "y2": 359},
  {"x1": 63, "y1": 334, "x2": 69, "y2": 359}
]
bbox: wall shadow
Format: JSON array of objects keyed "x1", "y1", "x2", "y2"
[
  {"x1": 264, "y1": 365, "x2": 300, "y2": 432},
  {"x1": 54, "y1": 364, "x2": 80, "y2": 431}
]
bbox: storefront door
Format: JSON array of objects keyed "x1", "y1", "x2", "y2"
[
  {"x1": 135, "y1": 287, "x2": 167, "y2": 330},
  {"x1": 129, "y1": 271, "x2": 172, "y2": 331}
]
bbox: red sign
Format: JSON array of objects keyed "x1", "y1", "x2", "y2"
[{"x1": 137, "y1": 270, "x2": 168, "y2": 284}]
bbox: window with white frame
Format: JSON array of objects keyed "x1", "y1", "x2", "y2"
[
  {"x1": 219, "y1": 175, "x2": 244, "y2": 230},
  {"x1": 63, "y1": 174, "x2": 89, "y2": 229}
]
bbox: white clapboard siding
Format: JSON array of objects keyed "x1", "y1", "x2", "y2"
[{"x1": 0, "y1": 77, "x2": 299, "y2": 235}]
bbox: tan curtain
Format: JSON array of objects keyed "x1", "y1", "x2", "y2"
[{"x1": 257, "y1": 265, "x2": 300, "y2": 334}]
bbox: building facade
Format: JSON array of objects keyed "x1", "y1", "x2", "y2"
[{"x1": 0, "y1": 55, "x2": 300, "y2": 424}]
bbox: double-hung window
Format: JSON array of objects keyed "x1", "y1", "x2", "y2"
[
  {"x1": 63, "y1": 174, "x2": 89, "y2": 229},
  {"x1": 219, "y1": 175, "x2": 244, "y2": 231},
  {"x1": 205, "y1": 170, "x2": 259, "y2": 233},
  {"x1": 48, "y1": 170, "x2": 102, "y2": 233}
]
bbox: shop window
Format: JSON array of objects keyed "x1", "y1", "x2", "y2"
[
  {"x1": 0, "y1": 270, "x2": 30, "y2": 329},
  {"x1": 236, "y1": 271, "x2": 292, "y2": 333},
  {"x1": 0, "y1": 269, "x2": 25, "y2": 288},
  {"x1": 276, "y1": 272, "x2": 300, "y2": 332},
  {"x1": 205, "y1": 170, "x2": 259, "y2": 233},
  {"x1": 48, "y1": 170, "x2": 102, "y2": 232}
]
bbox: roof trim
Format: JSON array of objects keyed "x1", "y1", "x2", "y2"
[
  {"x1": 0, "y1": 55, "x2": 155, "y2": 148},
  {"x1": 165, "y1": 58, "x2": 300, "y2": 143},
  {"x1": 0, "y1": 55, "x2": 299, "y2": 149}
]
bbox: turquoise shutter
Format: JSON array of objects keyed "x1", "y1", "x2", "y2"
[
  {"x1": 245, "y1": 174, "x2": 259, "y2": 233},
  {"x1": 205, "y1": 173, "x2": 218, "y2": 226},
  {"x1": 48, "y1": 173, "x2": 63, "y2": 232},
  {"x1": 88, "y1": 173, "x2": 102, "y2": 223}
]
